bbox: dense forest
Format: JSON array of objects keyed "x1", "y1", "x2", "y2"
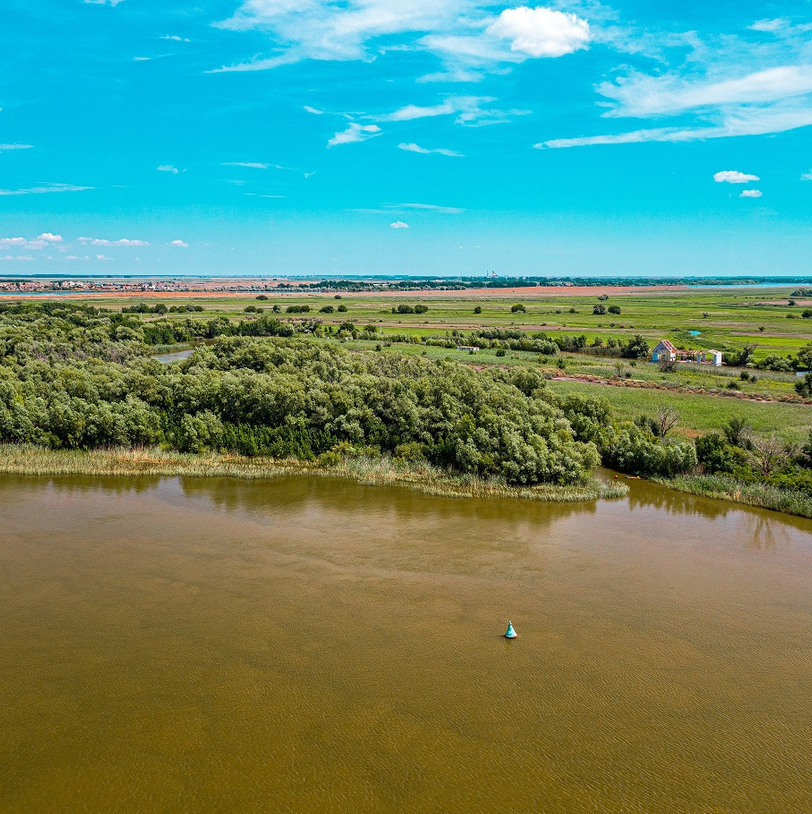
[{"x1": 0, "y1": 302, "x2": 705, "y2": 486}]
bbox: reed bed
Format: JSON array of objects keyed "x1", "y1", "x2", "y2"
[
  {"x1": 0, "y1": 445, "x2": 627, "y2": 503},
  {"x1": 656, "y1": 474, "x2": 812, "y2": 519}
]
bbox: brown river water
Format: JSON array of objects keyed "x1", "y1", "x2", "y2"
[{"x1": 1, "y1": 474, "x2": 811, "y2": 813}]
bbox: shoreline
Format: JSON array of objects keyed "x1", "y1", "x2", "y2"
[{"x1": 0, "y1": 445, "x2": 627, "y2": 503}]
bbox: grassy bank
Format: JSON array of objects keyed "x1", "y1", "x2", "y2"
[
  {"x1": 0, "y1": 445, "x2": 627, "y2": 503},
  {"x1": 655, "y1": 474, "x2": 812, "y2": 519}
]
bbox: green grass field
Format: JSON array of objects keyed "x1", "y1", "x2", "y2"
[
  {"x1": 545, "y1": 379, "x2": 812, "y2": 442},
  {"x1": 68, "y1": 285, "x2": 812, "y2": 360}
]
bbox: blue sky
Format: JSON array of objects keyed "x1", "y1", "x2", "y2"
[{"x1": 2, "y1": 0, "x2": 812, "y2": 277}]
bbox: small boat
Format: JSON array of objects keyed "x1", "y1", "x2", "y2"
[{"x1": 504, "y1": 621, "x2": 517, "y2": 639}]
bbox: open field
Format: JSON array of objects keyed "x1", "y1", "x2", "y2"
[
  {"x1": 545, "y1": 380, "x2": 812, "y2": 442},
  {"x1": 41, "y1": 284, "x2": 811, "y2": 357}
]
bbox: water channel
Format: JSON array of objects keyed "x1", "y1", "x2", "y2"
[{"x1": 1, "y1": 474, "x2": 811, "y2": 812}]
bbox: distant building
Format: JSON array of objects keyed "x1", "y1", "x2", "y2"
[
  {"x1": 651, "y1": 340, "x2": 677, "y2": 363},
  {"x1": 699, "y1": 349, "x2": 723, "y2": 367},
  {"x1": 652, "y1": 340, "x2": 722, "y2": 366},
  {"x1": 456, "y1": 345, "x2": 480, "y2": 352}
]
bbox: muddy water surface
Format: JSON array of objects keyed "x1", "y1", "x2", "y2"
[{"x1": 1, "y1": 475, "x2": 811, "y2": 813}]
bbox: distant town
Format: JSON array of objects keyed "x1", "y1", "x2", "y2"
[{"x1": 1, "y1": 274, "x2": 811, "y2": 296}]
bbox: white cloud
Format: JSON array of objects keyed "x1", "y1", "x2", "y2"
[
  {"x1": 537, "y1": 103, "x2": 812, "y2": 148},
  {"x1": 802, "y1": 170, "x2": 812, "y2": 181},
  {"x1": 714, "y1": 170, "x2": 760, "y2": 183},
  {"x1": 327, "y1": 123, "x2": 381, "y2": 147},
  {"x1": 303, "y1": 105, "x2": 324, "y2": 114},
  {"x1": 222, "y1": 161, "x2": 270, "y2": 169},
  {"x1": 160, "y1": 34, "x2": 191, "y2": 42},
  {"x1": 390, "y1": 221, "x2": 409, "y2": 229},
  {"x1": 379, "y1": 95, "x2": 527, "y2": 126},
  {"x1": 96, "y1": 254, "x2": 113, "y2": 261},
  {"x1": 740, "y1": 189, "x2": 763, "y2": 198},
  {"x1": 0, "y1": 144, "x2": 34, "y2": 151},
  {"x1": 487, "y1": 7, "x2": 590, "y2": 58},
  {"x1": 0, "y1": 233, "x2": 63, "y2": 251},
  {"x1": 353, "y1": 202, "x2": 464, "y2": 215},
  {"x1": 212, "y1": 1, "x2": 594, "y2": 77},
  {"x1": 398, "y1": 142, "x2": 463, "y2": 157},
  {"x1": 134, "y1": 57, "x2": 152, "y2": 62},
  {"x1": 169, "y1": 239, "x2": 189, "y2": 247},
  {"x1": 65, "y1": 255, "x2": 90, "y2": 261},
  {"x1": 0, "y1": 183, "x2": 92, "y2": 196},
  {"x1": 157, "y1": 164, "x2": 179, "y2": 174},
  {"x1": 400, "y1": 202, "x2": 464, "y2": 214},
  {"x1": 599, "y1": 65, "x2": 812, "y2": 120},
  {"x1": 84, "y1": 0, "x2": 125, "y2": 5},
  {"x1": 78, "y1": 237, "x2": 150, "y2": 247},
  {"x1": 0, "y1": 255, "x2": 34, "y2": 262}
]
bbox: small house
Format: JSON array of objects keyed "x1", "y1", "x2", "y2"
[
  {"x1": 651, "y1": 339, "x2": 677, "y2": 363},
  {"x1": 456, "y1": 345, "x2": 480, "y2": 352},
  {"x1": 699, "y1": 349, "x2": 723, "y2": 367}
]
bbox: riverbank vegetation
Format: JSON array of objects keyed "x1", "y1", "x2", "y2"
[
  {"x1": 1, "y1": 298, "x2": 811, "y2": 516},
  {"x1": 0, "y1": 445, "x2": 627, "y2": 501}
]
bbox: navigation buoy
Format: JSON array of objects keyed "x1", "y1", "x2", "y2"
[{"x1": 504, "y1": 621, "x2": 517, "y2": 639}]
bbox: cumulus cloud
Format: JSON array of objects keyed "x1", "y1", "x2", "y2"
[
  {"x1": 327, "y1": 123, "x2": 381, "y2": 147},
  {"x1": 0, "y1": 233, "x2": 63, "y2": 251},
  {"x1": 78, "y1": 237, "x2": 150, "y2": 247},
  {"x1": 169, "y1": 239, "x2": 189, "y2": 247},
  {"x1": 157, "y1": 165, "x2": 179, "y2": 174},
  {"x1": 740, "y1": 189, "x2": 763, "y2": 198},
  {"x1": 0, "y1": 255, "x2": 34, "y2": 262},
  {"x1": 212, "y1": 1, "x2": 594, "y2": 77},
  {"x1": 398, "y1": 142, "x2": 463, "y2": 157},
  {"x1": 801, "y1": 170, "x2": 812, "y2": 181},
  {"x1": 487, "y1": 7, "x2": 590, "y2": 58},
  {"x1": 390, "y1": 221, "x2": 409, "y2": 229},
  {"x1": 96, "y1": 254, "x2": 113, "y2": 260},
  {"x1": 714, "y1": 170, "x2": 760, "y2": 183}
]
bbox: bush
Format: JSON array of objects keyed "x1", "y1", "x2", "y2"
[
  {"x1": 592, "y1": 304, "x2": 607, "y2": 315},
  {"x1": 603, "y1": 424, "x2": 696, "y2": 477},
  {"x1": 607, "y1": 305, "x2": 621, "y2": 315},
  {"x1": 511, "y1": 304, "x2": 526, "y2": 313},
  {"x1": 796, "y1": 373, "x2": 812, "y2": 398}
]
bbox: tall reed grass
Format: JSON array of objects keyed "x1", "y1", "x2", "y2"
[
  {"x1": 0, "y1": 445, "x2": 628, "y2": 502},
  {"x1": 656, "y1": 474, "x2": 812, "y2": 519}
]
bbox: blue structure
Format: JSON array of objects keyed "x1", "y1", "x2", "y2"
[{"x1": 504, "y1": 621, "x2": 517, "y2": 639}]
